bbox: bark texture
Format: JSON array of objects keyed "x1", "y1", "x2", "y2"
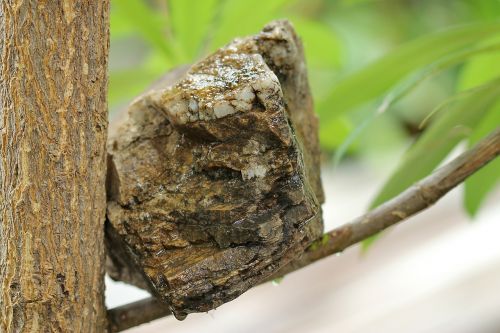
[
  {"x1": 106, "y1": 20, "x2": 324, "y2": 319},
  {"x1": 0, "y1": 2, "x2": 109, "y2": 332}
]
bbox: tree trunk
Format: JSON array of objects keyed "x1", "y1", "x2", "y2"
[{"x1": 0, "y1": 2, "x2": 109, "y2": 332}]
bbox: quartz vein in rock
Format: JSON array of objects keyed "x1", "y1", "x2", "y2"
[{"x1": 106, "y1": 20, "x2": 324, "y2": 319}]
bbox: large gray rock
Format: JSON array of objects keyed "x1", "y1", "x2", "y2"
[{"x1": 106, "y1": 20, "x2": 324, "y2": 319}]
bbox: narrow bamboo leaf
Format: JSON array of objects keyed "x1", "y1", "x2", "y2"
[
  {"x1": 383, "y1": 43, "x2": 500, "y2": 116},
  {"x1": 363, "y1": 80, "x2": 500, "y2": 250},
  {"x1": 464, "y1": 101, "x2": 500, "y2": 216},
  {"x1": 361, "y1": 234, "x2": 378, "y2": 252},
  {"x1": 329, "y1": 43, "x2": 500, "y2": 167},
  {"x1": 289, "y1": 18, "x2": 342, "y2": 69},
  {"x1": 331, "y1": 111, "x2": 374, "y2": 167},
  {"x1": 169, "y1": 0, "x2": 218, "y2": 60},
  {"x1": 342, "y1": 0, "x2": 378, "y2": 4},
  {"x1": 114, "y1": 0, "x2": 175, "y2": 61},
  {"x1": 371, "y1": 79, "x2": 500, "y2": 208},
  {"x1": 209, "y1": 0, "x2": 289, "y2": 50},
  {"x1": 109, "y1": 69, "x2": 162, "y2": 107},
  {"x1": 319, "y1": 116, "x2": 353, "y2": 152},
  {"x1": 459, "y1": 46, "x2": 500, "y2": 90},
  {"x1": 110, "y1": 6, "x2": 136, "y2": 37},
  {"x1": 459, "y1": 47, "x2": 500, "y2": 216},
  {"x1": 318, "y1": 21, "x2": 500, "y2": 122},
  {"x1": 471, "y1": 0, "x2": 500, "y2": 20}
]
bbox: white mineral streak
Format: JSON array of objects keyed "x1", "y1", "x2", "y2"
[
  {"x1": 188, "y1": 98, "x2": 199, "y2": 113},
  {"x1": 213, "y1": 102, "x2": 235, "y2": 118},
  {"x1": 242, "y1": 140, "x2": 261, "y2": 155},
  {"x1": 230, "y1": 85, "x2": 255, "y2": 112},
  {"x1": 242, "y1": 164, "x2": 267, "y2": 180},
  {"x1": 237, "y1": 85, "x2": 255, "y2": 102},
  {"x1": 169, "y1": 98, "x2": 189, "y2": 123},
  {"x1": 251, "y1": 75, "x2": 282, "y2": 112}
]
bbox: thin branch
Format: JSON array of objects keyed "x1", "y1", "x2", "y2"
[
  {"x1": 274, "y1": 126, "x2": 500, "y2": 277},
  {"x1": 107, "y1": 127, "x2": 500, "y2": 332},
  {"x1": 107, "y1": 298, "x2": 171, "y2": 333}
]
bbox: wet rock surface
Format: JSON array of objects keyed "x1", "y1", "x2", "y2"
[{"x1": 106, "y1": 20, "x2": 324, "y2": 319}]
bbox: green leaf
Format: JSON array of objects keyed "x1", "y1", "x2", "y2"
[
  {"x1": 459, "y1": 45, "x2": 500, "y2": 90},
  {"x1": 318, "y1": 21, "x2": 500, "y2": 122},
  {"x1": 113, "y1": 0, "x2": 175, "y2": 61},
  {"x1": 341, "y1": 0, "x2": 378, "y2": 4},
  {"x1": 328, "y1": 43, "x2": 500, "y2": 166},
  {"x1": 459, "y1": 46, "x2": 500, "y2": 216},
  {"x1": 382, "y1": 42, "x2": 500, "y2": 115},
  {"x1": 169, "y1": 0, "x2": 218, "y2": 61},
  {"x1": 271, "y1": 276, "x2": 284, "y2": 286},
  {"x1": 330, "y1": 111, "x2": 372, "y2": 166},
  {"x1": 371, "y1": 79, "x2": 500, "y2": 209},
  {"x1": 289, "y1": 18, "x2": 342, "y2": 69},
  {"x1": 110, "y1": 6, "x2": 137, "y2": 37},
  {"x1": 319, "y1": 116, "x2": 353, "y2": 152},
  {"x1": 209, "y1": 0, "x2": 289, "y2": 50},
  {"x1": 468, "y1": 0, "x2": 500, "y2": 21},
  {"x1": 361, "y1": 234, "x2": 378, "y2": 252},
  {"x1": 109, "y1": 68, "x2": 162, "y2": 107},
  {"x1": 362, "y1": 80, "x2": 500, "y2": 250},
  {"x1": 464, "y1": 101, "x2": 500, "y2": 216}
]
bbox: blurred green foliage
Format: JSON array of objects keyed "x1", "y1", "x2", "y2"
[{"x1": 110, "y1": 0, "x2": 500, "y2": 243}]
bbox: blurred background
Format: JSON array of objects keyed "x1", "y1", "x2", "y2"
[{"x1": 106, "y1": 0, "x2": 500, "y2": 332}]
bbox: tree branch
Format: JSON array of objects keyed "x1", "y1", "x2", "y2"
[
  {"x1": 107, "y1": 298, "x2": 172, "y2": 333},
  {"x1": 107, "y1": 127, "x2": 500, "y2": 332},
  {"x1": 273, "y1": 126, "x2": 500, "y2": 277}
]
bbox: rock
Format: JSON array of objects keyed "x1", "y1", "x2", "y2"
[{"x1": 106, "y1": 20, "x2": 324, "y2": 319}]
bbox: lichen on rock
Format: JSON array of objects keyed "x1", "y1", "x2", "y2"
[{"x1": 106, "y1": 20, "x2": 324, "y2": 319}]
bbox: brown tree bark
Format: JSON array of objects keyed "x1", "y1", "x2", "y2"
[{"x1": 0, "y1": 2, "x2": 109, "y2": 332}]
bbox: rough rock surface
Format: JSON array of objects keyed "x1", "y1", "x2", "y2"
[{"x1": 106, "y1": 20, "x2": 324, "y2": 319}]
